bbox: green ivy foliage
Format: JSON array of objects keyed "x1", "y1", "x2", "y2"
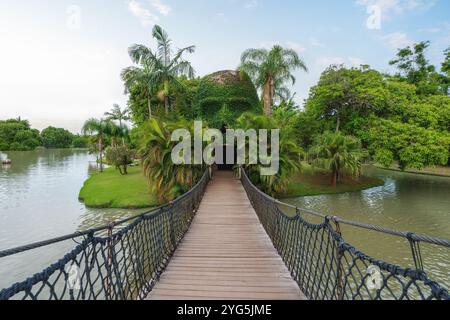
[{"x1": 196, "y1": 70, "x2": 262, "y2": 128}]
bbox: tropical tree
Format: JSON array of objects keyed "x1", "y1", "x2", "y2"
[
  {"x1": 41, "y1": 127, "x2": 74, "y2": 149},
  {"x1": 122, "y1": 58, "x2": 156, "y2": 119},
  {"x1": 0, "y1": 119, "x2": 41, "y2": 151},
  {"x1": 389, "y1": 41, "x2": 445, "y2": 95},
  {"x1": 236, "y1": 113, "x2": 303, "y2": 196},
  {"x1": 124, "y1": 25, "x2": 196, "y2": 115},
  {"x1": 139, "y1": 118, "x2": 205, "y2": 203},
  {"x1": 105, "y1": 145, "x2": 134, "y2": 175},
  {"x1": 104, "y1": 104, "x2": 130, "y2": 127},
  {"x1": 305, "y1": 65, "x2": 387, "y2": 133},
  {"x1": 368, "y1": 118, "x2": 449, "y2": 170},
  {"x1": 109, "y1": 122, "x2": 130, "y2": 147},
  {"x1": 239, "y1": 45, "x2": 308, "y2": 115},
  {"x1": 309, "y1": 132, "x2": 366, "y2": 187},
  {"x1": 440, "y1": 46, "x2": 450, "y2": 95},
  {"x1": 82, "y1": 119, "x2": 113, "y2": 172}
]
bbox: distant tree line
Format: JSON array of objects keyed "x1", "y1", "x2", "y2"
[{"x1": 0, "y1": 119, "x2": 89, "y2": 151}]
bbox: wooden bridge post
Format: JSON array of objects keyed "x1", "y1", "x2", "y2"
[{"x1": 333, "y1": 217, "x2": 345, "y2": 300}]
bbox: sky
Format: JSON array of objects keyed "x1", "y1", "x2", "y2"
[{"x1": 0, "y1": 0, "x2": 449, "y2": 133}]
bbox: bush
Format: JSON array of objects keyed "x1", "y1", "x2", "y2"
[
  {"x1": 41, "y1": 127, "x2": 74, "y2": 149},
  {"x1": 0, "y1": 119, "x2": 41, "y2": 151},
  {"x1": 72, "y1": 135, "x2": 89, "y2": 148},
  {"x1": 105, "y1": 146, "x2": 134, "y2": 175}
]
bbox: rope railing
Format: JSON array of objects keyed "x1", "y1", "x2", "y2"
[
  {"x1": 0, "y1": 171, "x2": 210, "y2": 300},
  {"x1": 240, "y1": 168, "x2": 450, "y2": 300}
]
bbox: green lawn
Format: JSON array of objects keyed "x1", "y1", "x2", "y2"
[
  {"x1": 278, "y1": 164, "x2": 385, "y2": 198},
  {"x1": 79, "y1": 166, "x2": 157, "y2": 209}
]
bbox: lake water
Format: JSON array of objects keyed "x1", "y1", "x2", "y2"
[
  {"x1": 285, "y1": 166, "x2": 450, "y2": 289},
  {"x1": 0, "y1": 150, "x2": 449, "y2": 292},
  {"x1": 0, "y1": 149, "x2": 148, "y2": 289}
]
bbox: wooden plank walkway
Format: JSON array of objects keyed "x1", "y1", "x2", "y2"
[{"x1": 147, "y1": 171, "x2": 306, "y2": 300}]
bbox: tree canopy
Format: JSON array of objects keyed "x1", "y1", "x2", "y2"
[
  {"x1": 41, "y1": 127, "x2": 74, "y2": 149},
  {"x1": 299, "y1": 42, "x2": 450, "y2": 171},
  {"x1": 0, "y1": 119, "x2": 41, "y2": 151}
]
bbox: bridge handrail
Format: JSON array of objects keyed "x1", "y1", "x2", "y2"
[
  {"x1": 0, "y1": 170, "x2": 210, "y2": 300},
  {"x1": 240, "y1": 168, "x2": 450, "y2": 248},
  {"x1": 0, "y1": 171, "x2": 208, "y2": 258},
  {"x1": 240, "y1": 167, "x2": 449, "y2": 300}
]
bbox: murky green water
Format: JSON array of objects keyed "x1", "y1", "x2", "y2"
[
  {"x1": 0, "y1": 151, "x2": 449, "y2": 294},
  {"x1": 0, "y1": 149, "x2": 148, "y2": 289},
  {"x1": 285, "y1": 166, "x2": 450, "y2": 289}
]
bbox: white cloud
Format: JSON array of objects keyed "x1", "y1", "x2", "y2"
[
  {"x1": 356, "y1": 0, "x2": 437, "y2": 18},
  {"x1": 244, "y1": 0, "x2": 259, "y2": 9},
  {"x1": 286, "y1": 41, "x2": 306, "y2": 53},
  {"x1": 316, "y1": 56, "x2": 366, "y2": 69},
  {"x1": 381, "y1": 32, "x2": 414, "y2": 49},
  {"x1": 151, "y1": 0, "x2": 171, "y2": 16},
  {"x1": 317, "y1": 56, "x2": 346, "y2": 68},
  {"x1": 127, "y1": 1, "x2": 159, "y2": 26},
  {"x1": 357, "y1": 0, "x2": 437, "y2": 30},
  {"x1": 349, "y1": 57, "x2": 366, "y2": 67}
]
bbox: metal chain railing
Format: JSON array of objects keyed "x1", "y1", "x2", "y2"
[
  {"x1": 240, "y1": 168, "x2": 450, "y2": 300},
  {"x1": 0, "y1": 171, "x2": 209, "y2": 300}
]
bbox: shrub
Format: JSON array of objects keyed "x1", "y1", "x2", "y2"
[
  {"x1": 105, "y1": 146, "x2": 134, "y2": 175},
  {"x1": 41, "y1": 127, "x2": 74, "y2": 149}
]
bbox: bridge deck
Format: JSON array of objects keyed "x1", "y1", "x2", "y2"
[{"x1": 148, "y1": 171, "x2": 306, "y2": 300}]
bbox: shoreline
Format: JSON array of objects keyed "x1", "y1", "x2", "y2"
[
  {"x1": 278, "y1": 165, "x2": 385, "y2": 199},
  {"x1": 373, "y1": 164, "x2": 450, "y2": 178}
]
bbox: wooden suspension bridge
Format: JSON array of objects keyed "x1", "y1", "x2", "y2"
[
  {"x1": 0, "y1": 169, "x2": 448, "y2": 300},
  {"x1": 148, "y1": 171, "x2": 305, "y2": 300}
]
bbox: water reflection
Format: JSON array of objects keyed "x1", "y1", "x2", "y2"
[{"x1": 0, "y1": 149, "x2": 149, "y2": 289}]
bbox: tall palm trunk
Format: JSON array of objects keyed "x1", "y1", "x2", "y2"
[
  {"x1": 98, "y1": 136, "x2": 104, "y2": 172},
  {"x1": 336, "y1": 115, "x2": 340, "y2": 133},
  {"x1": 262, "y1": 76, "x2": 274, "y2": 116},
  {"x1": 164, "y1": 96, "x2": 170, "y2": 114},
  {"x1": 331, "y1": 169, "x2": 338, "y2": 187},
  {"x1": 119, "y1": 119, "x2": 125, "y2": 146},
  {"x1": 164, "y1": 80, "x2": 170, "y2": 114},
  {"x1": 263, "y1": 82, "x2": 271, "y2": 116},
  {"x1": 148, "y1": 96, "x2": 152, "y2": 119}
]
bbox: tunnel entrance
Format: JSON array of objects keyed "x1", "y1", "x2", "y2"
[{"x1": 218, "y1": 125, "x2": 236, "y2": 171}]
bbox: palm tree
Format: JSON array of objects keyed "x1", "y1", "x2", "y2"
[
  {"x1": 240, "y1": 45, "x2": 308, "y2": 116},
  {"x1": 309, "y1": 132, "x2": 366, "y2": 187},
  {"x1": 82, "y1": 119, "x2": 113, "y2": 172},
  {"x1": 105, "y1": 105, "x2": 130, "y2": 145},
  {"x1": 236, "y1": 112, "x2": 303, "y2": 196},
  {"x1": 121, "y1": 59, "x2": 156, "y2": 119},
  {"x1": 140, "y1": 118, "x2": 204, "y2": 203},
  {"x1": 126, "y1": 25, "x2": 196, "y2": 115},
  {"x1": 104, "y1": 104, "x2": 130, "y2": 127},
  {"x1": 108, "y1": 122, "x2": 129, "y2": 147}
]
